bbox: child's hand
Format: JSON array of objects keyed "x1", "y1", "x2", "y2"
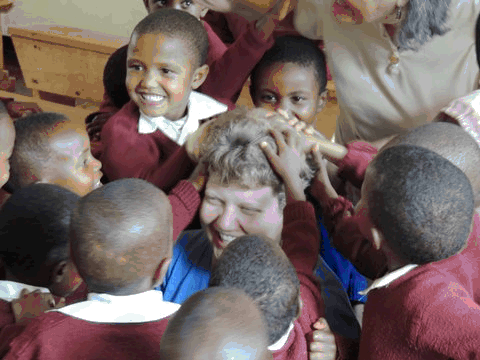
[
  {"x1": 310, "y1": 318, "x2": 337, "y2": 360},
  {"x1": 255, "y1": 0, "x2": 294, "y2": 40},
  {"x1": 309, "y1": 146, "x2": 339, "y2": 204},
  {"x1": 188, "y1": 161, "x2": 208, "y2": 192},
  {"x1": 12, "y1": 289, "x2": 66, "y2": 325},
  {"x1": 185, "y1": 118, "x2": 216, "y2": 162},
  {"x1": 260, "y1": 128, "x2": 306, "y2": 202}
]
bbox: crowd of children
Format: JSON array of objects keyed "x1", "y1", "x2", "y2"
[{"x1": 0, "y1": 2, "x2": 479, "y2": 359}]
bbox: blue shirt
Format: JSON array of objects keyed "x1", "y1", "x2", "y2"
[
  {"x1": 316, "y1": 217, "x2": 368, "y2": 303},
  {"x1": 158, "y1": 230, "x2": 212, "y2": 304}
]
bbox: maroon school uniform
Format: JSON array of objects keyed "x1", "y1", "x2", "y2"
[
  {"x1": 99, "y1": 96, "x2": 227, "y2": 192},
  {"x1": 271, "y1": 201, "x2": 357, "y2": 360},
  {"x1": 358, "y1": 261, "x2": 480, "y2": 359},
  {"x1": 4, "y1": 291, "x2": 179, "y2": 360}
]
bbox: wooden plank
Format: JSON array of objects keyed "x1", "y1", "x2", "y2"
[
  {"x1": 9, "y1": 25, "x2": 129, "y2": 55},
  {"x1": 11, "y1": 35, "x2": 112, "y2": 102},
  {"x1": 0, "y1": 89, "x2": 94, "y2": 127}
]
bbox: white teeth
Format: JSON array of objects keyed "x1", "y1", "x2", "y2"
[
  {"x1": 220, "y1": 234, "x2": 237, "y2": 243},
  {"x1": 142, "y1": 94, "x2": 164, "y2": 102}
]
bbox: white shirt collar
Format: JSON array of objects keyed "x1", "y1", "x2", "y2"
[
  {"x1": 138, "y1": 91, "x2": 227, "y2": 145},
  {"x1": 53, "y1": 290, "x2": 180, "y2": 323},
  {"x1": 0, "y1": 280, "x2": 50, "y2": 302},
  {"x1": 359, "y1": 264, "x2": 418, "y2": 296},
  {"x1": 267, "y1": 322, "x2": 295, "y2": 351}
]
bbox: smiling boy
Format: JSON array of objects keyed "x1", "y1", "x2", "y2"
[{"x1": 99, "y1": 9, "x2": 228, "y2": 191}]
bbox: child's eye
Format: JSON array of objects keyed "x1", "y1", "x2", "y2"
[
  {"x1": 182, "y1": 0, "x2": 192, "y2": 7},
  {"x1": 128, "y1": 64, "x2": 143, "y2": 71},
  {"x1": 261, "y1": 94, "x2": 277, "y2": 104},
  {"x1": 291, "y1": 96, "x2": 306, "y2": 103}
]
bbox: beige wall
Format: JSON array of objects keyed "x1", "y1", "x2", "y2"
[{"x1": 2, "y1": 0, "x2": 147, "y2": 38}]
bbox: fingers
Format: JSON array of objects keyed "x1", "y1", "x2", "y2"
[
  {"x1": 55, "y1": 297, "x2": 66, "y2": 309},
  {"x1": 18, "y1": 289, "x2": 29, "y2": 298}
]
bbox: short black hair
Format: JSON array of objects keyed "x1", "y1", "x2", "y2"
[
  {"x1": 209, "y1": 235, "x2": 300, "y2": 345},
  {"x1": 6, "y1": 112, "x2": 69, "y2": 192},
  {"x1": 70, "y1": 178, "x2": 172, "y2": 295},
  {"x1": 250, "y1": 36, "x2": 327, "y2": 97},
  {"x1": 0, "y1": 184, "x2": 79, "y2": 286},
  {"x1": 103, "y1": 45, "x2": 130, "y2": 110},
  {"x1": 160, "y1": 287, "x2": 270, "y2": 360},
  {"x1": 131, "y1": 9, "x2": 209, "y2": 67},
  {"x1": 368, "y1": 145, "x2": 474, "y2": 264}
]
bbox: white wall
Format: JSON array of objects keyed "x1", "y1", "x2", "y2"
[{"x1": 2, "y1": 0, "x2": 147, "y2": 38}]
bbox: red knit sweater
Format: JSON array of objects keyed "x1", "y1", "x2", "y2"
[
  {"x1": 359, "y1": 260, "x2": 480, "y2": 359},
  {"x1": 3, "y1": 311, "x2": 172, "y2": 360},
  {"x1": 98, "y1": 100, "x2": 196, "y2": 192},
  {"x1": 276, "y1": 201, "x2": 358, "y2": 360}
]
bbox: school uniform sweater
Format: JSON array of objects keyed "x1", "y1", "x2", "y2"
[
  {"x1": 99, "y1": 95, "x2": 226, "y2": 192},
  {"x1": 315, "y1": 141, "x2": 480, "y2": 286},
  {"x1": 358, "y1": 262, "x2": 480, "y2": 359},
  {"x1": 3, "y1": 291, "x2": 179, "y2": 360}
]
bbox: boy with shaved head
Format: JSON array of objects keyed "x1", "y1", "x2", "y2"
[
  {"x1": 160, "y1": 287, "x2": 271, "y2": 360},
  {"x1": 311, "y1": 121, "x2": 480, "y2": 283},
  {"x1": 4, "y1": 179, "x2": 180, "y2": 360}
]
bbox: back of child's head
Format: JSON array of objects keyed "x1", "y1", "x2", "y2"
[
  {"x1": 131, "y1": 8, "x2": 209, "y2": 68},
  {"x1": 160, "y1": 287, "x2": 271, "y2": 360},
  {"x1": 250, "y1": 36, "x2": 327, "y2": 98},
  {"x1": 367, "y1": 145, "x2": 474, "y2": 265},
  {"x1": 209, "y1": 234, "x2": 300, "y2": 345},
  {"x1": 201, "y1": 107, "x2": 315, "y2": 208},
  {"x1": 384, "y1": 122, "x2": 480, "y2": 206},
  {"x1": 70, "y1": 178, "x2": 172, "y2": 295},
  {"x1": 0, "y1": 183, "x2": 79, "y2": 294},
  {"x1": 0, "y1": 102, "x2": 15, "y2": 187}
]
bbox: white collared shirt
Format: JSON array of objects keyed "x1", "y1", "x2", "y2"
[
  {"x1": 53, "y1": 290, "x2": 180, "y2": 323},
  {"x1": 0, "y1": 280, "x2": 50, "y2": 302},
  {"x1": 138, "y1": 91, "x2": 228, "y2": 145},
  {"x1": 359, "y1": 264, "x2": 418, "y2": 296},
  {"x1": 267, "y1": 322, "x2": 295, "y2": 351}
]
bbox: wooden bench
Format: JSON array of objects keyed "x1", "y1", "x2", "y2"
[{"x1": 9, "y1": 25, "x2": 129, "y2": 104}]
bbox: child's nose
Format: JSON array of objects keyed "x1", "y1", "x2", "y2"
[{"x1": 143, "y1": 69, "x2": 158, "y2": 87}]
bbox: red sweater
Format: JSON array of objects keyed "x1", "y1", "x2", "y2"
[
  {"x1": 3, "y1": 308, "x2": 172, "y2": 360},
  {"x1": 316, "y1": 141, "x2": 480, "y2": 288},
  {"x1": 359, "y1": 261, "x2": 480, "y2": 359},
  {"x1": 276, "y1": 201, "x2": 358, "y2": 360},
  {"x1": 98, "y1": 100, "x2": 196, "y2": 192}
]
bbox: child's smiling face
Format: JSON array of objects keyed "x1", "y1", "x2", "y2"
[
  {"x1": 252, "y1": 62, "x2": 326, "y2": 124},
  {"x1": 126, "y1": 33, "x2": 207, "y2": 120}
]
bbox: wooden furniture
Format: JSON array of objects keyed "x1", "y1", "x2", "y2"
[
  {"x1": 9, "y1": 25, "x2": 128, "y2": 103},
  {"x1": 0, "y1": 89, "x2": 93, "y2": 126}
]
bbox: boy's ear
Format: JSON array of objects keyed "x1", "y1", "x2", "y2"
[
  {"x1": 152, "y1": 257, "x2": 172, "y2": 288},
  {"x1": 191, "y1": 64, "x2": 210, "y2": 90},
  {"x1": 316, "y1": 90, "x2": 328, "y2": 113},
  {"x1": 52, "y1": 260, "x2": 68, "y2": 283}
]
